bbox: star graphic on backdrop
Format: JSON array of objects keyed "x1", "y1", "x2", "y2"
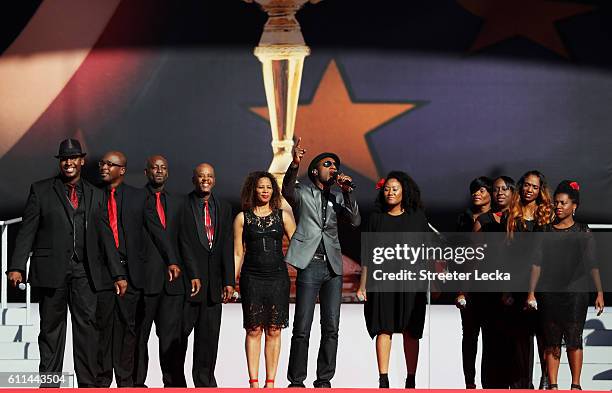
[
  {"x1": 458, "y1": 0, "x2": 594, "y2": 58},
  {"x1": 251, "y1": 60, "x2": 418, "y2": 180}
]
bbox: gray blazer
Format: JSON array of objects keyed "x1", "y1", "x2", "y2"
[{"x1": 282, "y1": 164, "x2": 360, "y2": 275}]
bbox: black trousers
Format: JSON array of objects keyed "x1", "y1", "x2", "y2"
[
  {"x1": 180, "y1": 292, "x2": 222, "y2": 387},
  {"x1": 37, "y1": 260, "x2": 98, "y2": 388},
  {"x1": 480, "y1": 295, "x2": 514, "y2": 389},
  {"x1": 287, "y1": 260, "x2": 342, "y2": 388},
  {"x1": 96, "y1": 286, "x2": 141, "y2": 387},
  {"x1": 133, "y1": 291, "x2": 186, "y2": 387},
  {"x1": 459, "y1": 296, "x2": 486, "y2": 387},
  {"x1": 505, "y1": 295, "x2": 536, "y2": 389}
]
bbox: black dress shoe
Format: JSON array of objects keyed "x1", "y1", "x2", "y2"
[
  {"x1": 288, "y1": 383, "x2": 306, "y2": 388},
  {"x1": 379, "y1": 375, "x2": 389, "y2": 389},
  {"x1": 313, "y1": 382, "x2": 332, "y2": 388}
]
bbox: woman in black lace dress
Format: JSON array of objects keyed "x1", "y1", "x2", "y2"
[
  {"x1": 527, "y1": 180, "x2": 604, "y2": 390},
  {"x1": 234, "y1": 171, "x2": 296, "y2": 388},
  {"x1": 357, "y1": 171, "x2": 429, "y2": 389}
]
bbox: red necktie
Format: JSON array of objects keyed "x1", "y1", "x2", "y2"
[
  {"x1": 155, "y1": 191, "x2": 166, "y2": 229},
  {"x1": 204, "y1": 200, "x2": 214, "y2": 248},
  {"x1": 108, "y1": 188, "x2": 119, "y2": 248},
  {"x1": 68, "y1": 184, "x2": 78, "y2": 209}
]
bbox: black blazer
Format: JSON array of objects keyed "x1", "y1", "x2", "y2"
[
  {"x1": 143, "y1": 186, "x2": 185, "y2": 295},
  {"x1": 9, "y1": 176, "x2": 123, "y2": 291},
  {"x1": 178, "y1": 192, "x2": 234, "y2": 304},
  {"x1": 111, "y1": 183, "x2": 163, "y2": 290}
]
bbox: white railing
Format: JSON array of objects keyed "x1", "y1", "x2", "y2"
[
  {"x1": 1, "y1": 218, "x2": 611, "y2": 329},
  {"x1": 588, "y1": 224, "x2": 612, "y2": 230},
  {"x1": 1, "y1": 218, "x2": 32, "y2": 325}
]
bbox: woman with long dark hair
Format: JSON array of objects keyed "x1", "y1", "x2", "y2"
[
  {"x1": 357, "y1": 171, "x2": 428, "y2": 389},
  {"x1": 527, "y1": 180, "x2": 604, "y2": 390},
  {"x1": 233, "y1": 171, "x2": 296, "y2": 388},
  {"x1": 507, "y1": 170, "x2": 554, "y2": 236},
  {"x1": 507, "y1": 170, "x2": 554, "y2": 389}
]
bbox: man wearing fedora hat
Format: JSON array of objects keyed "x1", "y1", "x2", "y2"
[
  {"x1": 282, "y1": 138, "x2": 360, "y2": 388},
  {"x1": 7, "y1": 138, "x2": 125, "y2": 387}
]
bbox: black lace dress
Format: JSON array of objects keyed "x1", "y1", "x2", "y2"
[
  {"x1": 534, "y1": 222, "x2": 595, "y2": 357},
  {"x1": 239, "y1": 209, "x2": 290, "y2": 330}
]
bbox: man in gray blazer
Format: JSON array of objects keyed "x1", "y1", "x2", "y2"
[{"x1": 283, "y1": 138, "x2": 360, "y2": 388}]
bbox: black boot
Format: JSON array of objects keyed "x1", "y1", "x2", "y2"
[
  {"x1": 405, "y1": 374, "x2": 415, "y2": 389},
  {"x1": 379, "y1": 374, "x2": 389, "y2": 389}
]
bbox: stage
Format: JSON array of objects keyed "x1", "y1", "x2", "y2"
[{"x1": 1, "y1": 304, "x2": 610, "y2": 389}]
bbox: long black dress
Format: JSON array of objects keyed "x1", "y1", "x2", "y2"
[
  {"x1": 363, "y1": 210, "x2": 428, "y2": 339},
  {"x1": 477, "y1": 212, "x2": 515, "y2": 388},
  {"x1": 534, "y1": 222, "x2": 594, "y2": 357},
  {"x1": 506, "y1": 217, "x2": 539, "y2": 389},
  {"x1": 239, "y1": 209, "x2": 290, "y2": 330}
]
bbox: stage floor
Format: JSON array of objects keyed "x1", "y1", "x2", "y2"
[{"x1": 3, "y1": 304, "x2": 611, "y2": 389}]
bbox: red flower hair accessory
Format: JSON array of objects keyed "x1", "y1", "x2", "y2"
[
  {"x1": 375, "y1": 178, "x2": 386, "y2": 190},
  {"x1": 569, "y1": 181, "x2": 580, "y2": 191}
]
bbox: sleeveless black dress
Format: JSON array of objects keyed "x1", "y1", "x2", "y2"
[{"x1": 239, "y1": 209, "x2": 290, "y2": 330}]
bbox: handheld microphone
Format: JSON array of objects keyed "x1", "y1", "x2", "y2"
[
  {"x1": 331, "y1": 172, "x2": 357, "y2": 189},
  {"x1": 18, "y1": 283, "x2": 26, "y2": 291}
]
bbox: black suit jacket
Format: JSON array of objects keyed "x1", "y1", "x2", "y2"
[
  {"x1": 143, "y1": 186, "x2": 185, "y2": 295},
  {"x1": 110, "y1": 183, "x2": 167, "y2": 290},
  {"x1": 178, "y1": 192, "x2": 234, "y2": 304},
  {"x1": 9, "y1": 176, "x2": 123, "y2": 291}
]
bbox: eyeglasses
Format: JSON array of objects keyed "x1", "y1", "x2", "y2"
[
  {"x1": 321, "y1": 160, "x2": 337, "y2": 168},
  {"x1": 98, "y1": 160, "x2": 125, "y2": 168}
]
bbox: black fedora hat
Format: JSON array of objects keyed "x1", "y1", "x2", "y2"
[
  {"x1": 307, "y1": 152, "x2": 340, "y2": 183},
  {"x1": 55, "y1": 138, "x2": 86, "y2": 158}
]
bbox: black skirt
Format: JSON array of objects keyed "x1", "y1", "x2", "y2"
[
  {"x1": 240, "y1": 272, "x2": 290, "y2": 330},
  {"x1": 364, "y1": 291, "x2": 427, "y2": 339}
]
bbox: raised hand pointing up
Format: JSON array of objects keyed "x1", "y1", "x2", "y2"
[{"x1": 292, "y1": 137, "x2": 306, "y2": 166}]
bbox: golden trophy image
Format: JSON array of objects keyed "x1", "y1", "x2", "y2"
[
  {"x1": 244, "y1": 1, "x2": 361, "y2": 301},
  {"x1": 243, "y1": 0, "x2": 321, "y2": 182}
]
